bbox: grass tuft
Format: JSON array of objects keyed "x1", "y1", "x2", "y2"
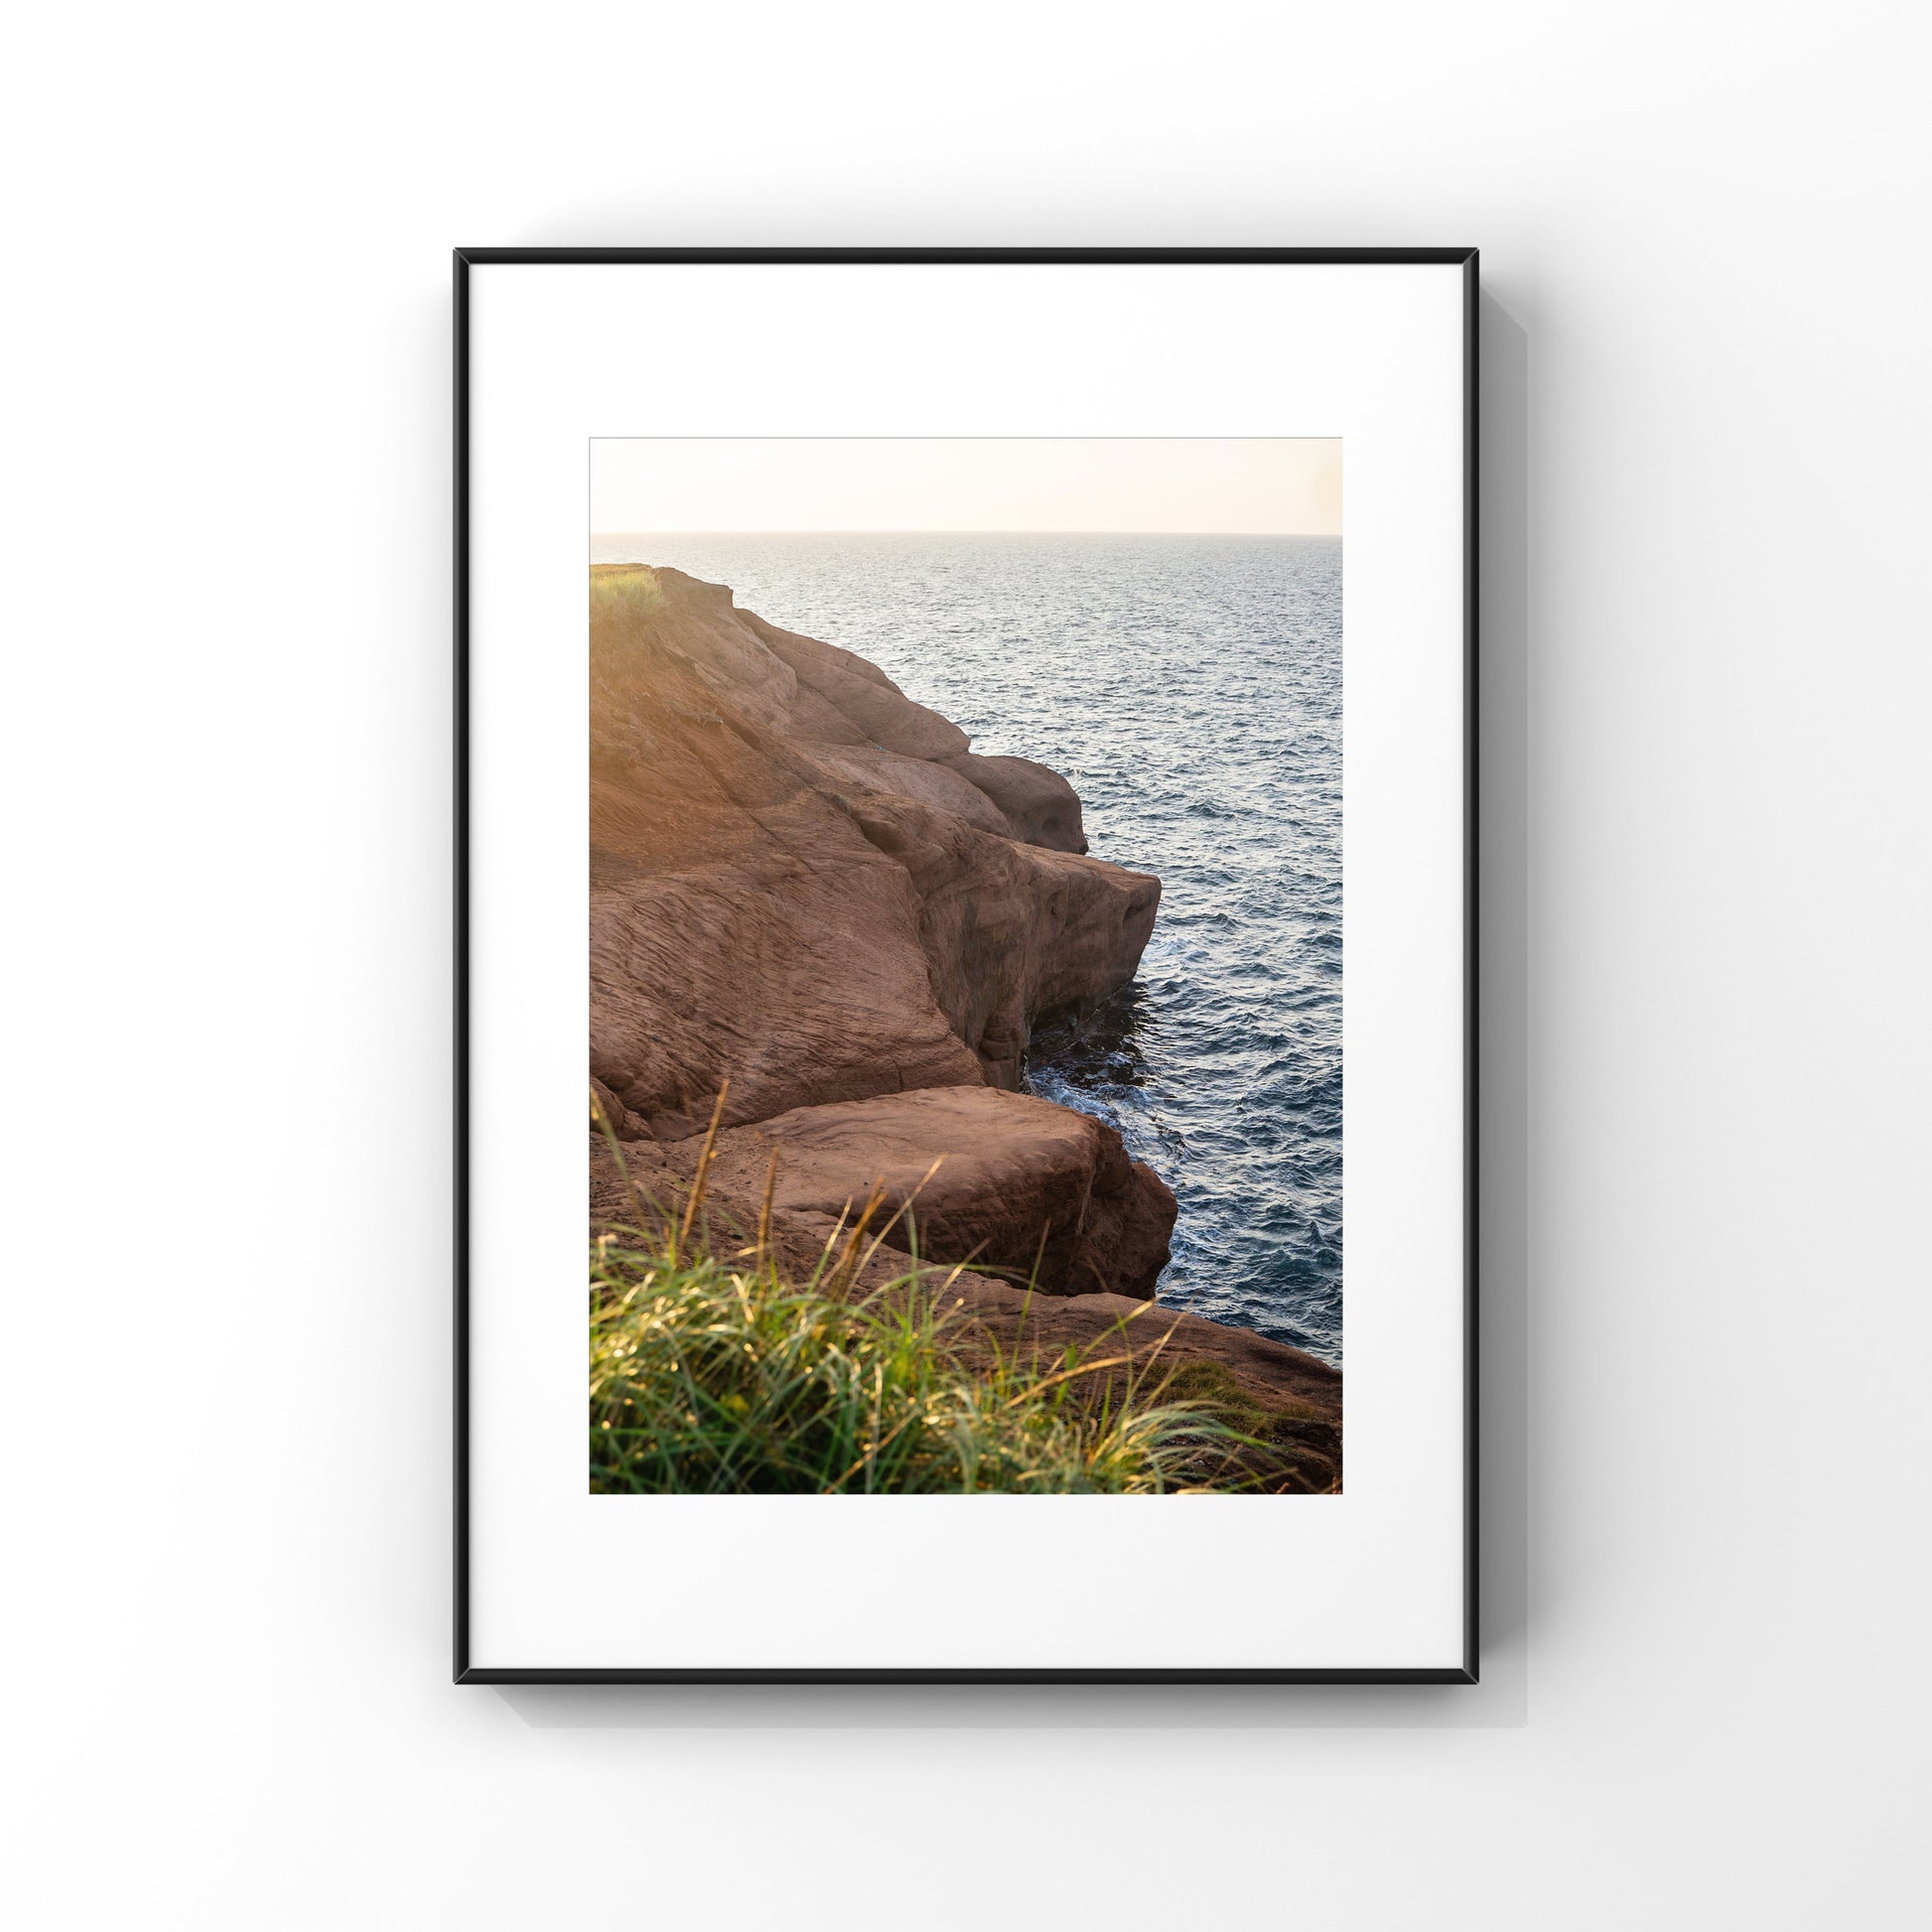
[
  {"x1": 589, "y1": 566, "x2": 670, "y2": 776},
  {"x1": 1156, "y1": 1359, "x2": 1324, "y2": 1431},
  {"x1": 589, "y1": 564, "x2": 665, "y2": 630}
]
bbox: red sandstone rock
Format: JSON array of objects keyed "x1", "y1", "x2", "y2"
[
  {"x1": 590, "y1": 563, "x2": 1158, "y2": 1124},
  {"x1": 943, "y1": 751, "x2": 1089, "y2": 853},
  {"x1": 607, "y1": 1085, "x2": 1175, "y2": 1300}
]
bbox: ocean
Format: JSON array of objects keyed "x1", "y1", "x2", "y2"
[{"x1": 591, "y1": 532, "x2": 1343, "y2": 1364}]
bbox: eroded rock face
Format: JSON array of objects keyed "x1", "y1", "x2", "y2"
[
  {"x1": 590, "y1": 564, "x2": 1158, "y2": 1127},
  {"x1": 943, "y1": 752, "x2": 1088, "y2": 853},
  {"x1": 838, "y1": 791, "x2": 1159, "y2": 1088},
  {"x1": 600, "y1": 1086, "x2": 1175, "y2": 1300}
]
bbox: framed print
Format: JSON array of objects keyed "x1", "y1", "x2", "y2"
[{"x1": 455, "y1": 248, "x2": 1477, "y2": 1683}]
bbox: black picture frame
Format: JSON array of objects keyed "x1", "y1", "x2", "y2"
[{"x1": 453, "y1": 247, "x2": 1479, "y2": 1685}]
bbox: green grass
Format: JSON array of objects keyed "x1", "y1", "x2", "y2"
[
  {"x1": 588, "y1": 1099, "x2": 1276, "y2": 1495},
  {"x1": 590, "y1": 566, "x2": 670, "y2": 776},
  {"x1": 1156, "y1": 1358, "x2": 1325, "y2": 1431},
  {"x1": 589, "y1": 564, "x2": 665, "y2": 631}
]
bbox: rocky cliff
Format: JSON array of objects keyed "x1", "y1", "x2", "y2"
[{"x1": 589, "y1": 562, "x2": 1176, "y2": 1296}]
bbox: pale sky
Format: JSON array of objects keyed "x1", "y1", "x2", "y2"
[{"x1": 591, "y1": 438, "x2": 1340, "y2": 535}]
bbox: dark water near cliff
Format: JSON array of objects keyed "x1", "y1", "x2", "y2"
[{"x1": 591, "y1": 532, "x2": 1343, "y2": 1364}]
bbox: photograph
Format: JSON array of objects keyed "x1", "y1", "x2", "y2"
[{"x1": 586, "y1": 437, "x2": 1345, "y2": 1494}]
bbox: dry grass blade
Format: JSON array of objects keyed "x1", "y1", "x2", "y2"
[
  {"x1": 826, "y1": 1180, "x2": 887, "y2": 1291},
  {"x1": 590, "y1": 1082, "x2": 663, "y2": 1240},
  {"x1": 755, "y1": 1146, "x2": 778, "y2": 1259},
  {"x1": 676, "y1": 1079, "x2": 732, "y2": 1254},
  {"x1": 846, "y1": 1156, "x2": 946, "y2": 1284},
  {"x1": 1002, "y1": 1352, "x2": 1135, "y2": 1407}
]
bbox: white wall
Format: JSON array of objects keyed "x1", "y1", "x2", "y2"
[{"x1": 4, "y1": 3, "x2": 1926, "y2": 1926}]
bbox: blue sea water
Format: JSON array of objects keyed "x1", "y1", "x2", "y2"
[{"x1": 591, "y1": 532, "x2": 1343, "y2": 1364}]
